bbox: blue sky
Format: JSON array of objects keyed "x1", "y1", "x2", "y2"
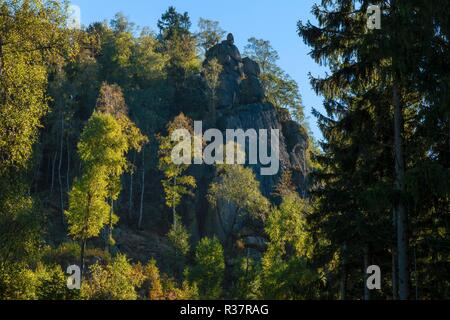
[{"x1": 71, "y1": 0, "x2": 326, "y2": 140}]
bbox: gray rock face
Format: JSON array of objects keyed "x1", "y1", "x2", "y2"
[
  {"x1": 204, "y1": 33, "x2": 265, "y2": 109},
  {"x1": 202, "y1": 103, "x2": 309, "y2": 252},
  {"x1": 281, "y1": 119, "x2": 310, "y2": 194},
  {"x1": 240, "y1": 57, "x2": 265, "y2": 105},
  {"x1": 216, "y1": 103, "x2": 309, "y2": 196}
]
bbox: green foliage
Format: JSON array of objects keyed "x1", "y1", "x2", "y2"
[
  {"x1": 188, "y1": 237, "x2": 225, "y2": 299},
  {"x1": 0, "y1": 262, "x2": 76, "y2": 300},
  {"x1": 197, "y1": 18, "x2": 226, "y2": 53},
  {"x1": 1, "y1": 0, "x2": 448, "y2": 301},
  {"x1": 35, "y1": 264, "x2": 77, "y2": 300},
  {"x1": 66, "y1": 169, "x2": 111, "y2": 240},
  {"x1": 244, "y1": 37, "x2": 304, "y2": 124},
  {"x1": 167, "y1": 216, "x2": 191, "y2": 256},
  {"x1": 208, "y1": 165, "x2": 270, "y2": 222},
  {"x1": 261, "y1": 193, "x2": 319, "y2": 299},
  {"x1": 0, "y1": 262, "x2": 37, "y2": 300},
  {"x1": 66, "y1": 102, "x2": 146, "y2": 246},
  {"x1": 0, "y1": 0, "x2": 75, "y2": 172},
  {"x1": 141, "y1": 259, "x2": 199, "y2": 300},
  {"x1": 158, "y1": 6, "x2": 191, "y2": 40},
  {"x1": 81, "y1": 254, "x2": 145, "y2": 300},
  {"x1": 203, "y1": 58, "x2": 223, "y2": 119},
  {"x1": 158, "y1": 114, "x2": 196, "y2": 220},
  {"x1": 144, "y1": 259, "x2": 165, "y2": 300}
]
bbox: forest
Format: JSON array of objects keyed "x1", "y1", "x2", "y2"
[{"x1": 0, "y1": 0, "x2": 449, "y2": 301}]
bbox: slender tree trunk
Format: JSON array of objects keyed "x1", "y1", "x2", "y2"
[
  {"x1": 364, "y1": 246, "x2": 370, "y2": 300},
  {"x1": 107, "y1": 195, "x2": 114, "y2": 253},
  {"x1": 51, "y1": 151, "x2": 57, "y2": 194},
  {"x1": 58, "y1": 115, "x2": 65, "y2": 224},
  {"x1": 172, "y1": 176, "x2": 177, "y2": 228},
  {"x1": 211, "y1": 93, "x2": 217, "y2": 125},
  {"x1": 80, "y1": 238, "x2": 86, "y2": 283},
  {"x1": 392, "y1": 210, "x2": 398, "y2": 300},
  {"x1": 393, "y1": 83, "x2": 410, "y2": 300},
  {"x1": 128, "y1": 152, "x2": 136, "y2": 220},
  {"x1": 339, "y1": 244, "x2": 347, "y2": 300},
  {"x1": 33, "y1": 156, "x2": 41, "y2": 193},
  {"x1": 0, "y1": 38, "x2": 3, "y2": 79},
  {"x1": 138, "y1": 148, "x2": 145, "y2": 230},
  {"x1": 392, "y1": 248, "x2": 398, "y2": 300},
  {"x1": 66, "y1": 136, "x2": 70, "y2": 193},
  {"x1": 80, "y1": 191, "x2": 95, "y2": 283}
]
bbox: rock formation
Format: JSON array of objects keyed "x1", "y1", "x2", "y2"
[
  {"x1": 198, "y1": 33, "x2": 309, "y2": 256},
  {"x1": 204, "y1": 33, "x2": 265, "y2": 109}
]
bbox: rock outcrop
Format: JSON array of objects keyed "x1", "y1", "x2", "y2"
[
  {"x1": 240, "y1": 57, "x2": 265, "y2": 105},
  {"x1": 204, "y1": 33, "x2": 265, "y2": 109},
  {"x1": 198, "y1": 33, "x2": 309, "y2": 254}
]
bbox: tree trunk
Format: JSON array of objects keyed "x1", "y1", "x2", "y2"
[
  {"x1": 138, "y1": 147, "x2": 145, "y2": 230},
  {"x1": 0, "y1": 37, "x2": 3, "y2": 80},
  {"x1": 172, "y1": 176, "x2": 177, "y2": 228},
  {"x1": 33, "y1": 155, "x2": 41, "y2": 194},
  {"x1": 51, "y1": 151, "x2": 57, "y2": 194},
  {"x1": 392, "y1": 210, "x2": 398, "y2": 300},
  {"x1": 107, "y1": 195, "x2": 114, "y2": 253},
  {"x1": 339, "y1": 244, "x2": 347, "y2": 300},
  {"x1": 128, "y1": 152, "x2": 136, "y2": 220},
  {"x1": 66, "y1": 136, "x2": 70, "y2": 194},
  {"x1": 80, "y1": 238, "x2": 86, "y2": 284},
  {"x1": 58, "y1": 115, "x2": 65, "y2": 225},
  {"x1": 393, "y1": 83, "x2": 410, "y2": 300}
]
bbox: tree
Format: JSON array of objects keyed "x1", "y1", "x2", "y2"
[
  {"x1": 197, "y1": 18, "x2": 226, "y2": 54},
  {"x1": 188, "y1": 237, "x2": 225, "y2": 299},
  {"x1": 81, "y1": 254, "x2": 145, "y2": 300},
  {"x1": 65, "y1": 113, "x2": 116, "y2": 277},
  {"x1": 202, "y1": 58, "x2": 223, "y2": 123},
  {"x1": 208, "y1": 164, "x2": 270, "y2": 292},
  {"x1": 208, "y1": 164, "x2": 270, "y2": 236},
  {"x1": 157, "y1": 6, "x2": 191, "y2": 41},
  {"x1": 142, "y1": 259, "x2": 199, "y2": 300},
  {"x1": 261, "y1": 193, "x2": 319, "y2": 299},
  {"x1": 297, "y1": 0, "x2": 449, "y2": 300},
  {"x1": 95, "y1": 83, "x2": 147, "y2": 244},
  {"x1": 66, "y1": 109, "x2": 144, "y2": 276},
  {"x1": 157, "y1": 7, "x2": 201, "y2": 117},
  {"x1": 167, "y1": 215, "x2": 191, "y2": 277},
  {"x1": 0, "y1": 0, "x2": 75, "y2": 290},
  {"x1": 244, "y1": 37, "x2": 304, "y2": 123},
  {"x1": 158, "y1": 113, "x2": 196, "y2": 226},
  {"x1": 0, "y1": 0, "x2": 74, "y2": 172},
  {"x1": 144, "y1": 259, "x2": 165, "y2": 300}
]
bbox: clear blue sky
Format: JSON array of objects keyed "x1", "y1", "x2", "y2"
[{"x1": 71, "y1": 0, "x2": 326, "y2": 140}]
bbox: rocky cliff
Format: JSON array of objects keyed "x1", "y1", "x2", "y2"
[{"x1": 194, "y1": 34, "x2": 310, "y2": 251}]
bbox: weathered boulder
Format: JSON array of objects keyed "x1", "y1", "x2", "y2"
[{"x1": 240, "y1": 57, "x2": 265, "y2": 104}]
